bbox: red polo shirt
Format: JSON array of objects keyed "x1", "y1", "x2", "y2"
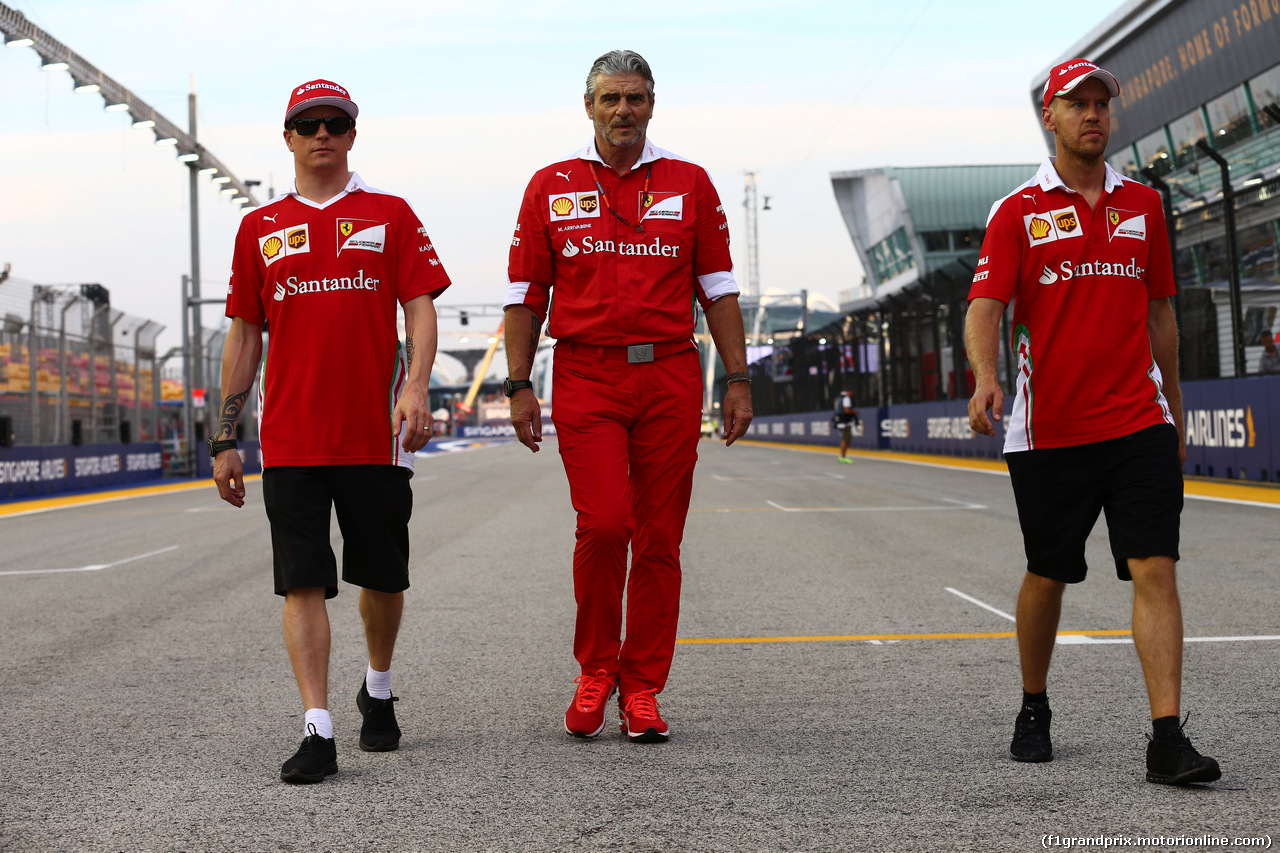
[
  {"x1": 225, "y1": 172, "x2": 450, "y2": 468},
  {"x1": 969, "y1": 158, "x2": 1176, "y2": 452},
  {"x1": 505, "y1": 139, "x2": 738, "y2": 345}
]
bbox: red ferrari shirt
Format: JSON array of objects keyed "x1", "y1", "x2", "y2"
[
  {"x1": 969, "y1": 158, "x2": 1176, "y2": 452},
  {"x1": 225, "y1": 173, "x2": 450, "y2": 469},
  {"x1": 505, "y1": 139, "x2": 738, "y2": 344}
]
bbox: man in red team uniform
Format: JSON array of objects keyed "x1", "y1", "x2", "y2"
[
  {"x1": 966, "y1": 59, "x2": 1220, "y2": 785},
  {"x1": 504, "y1": 50, "x2": 752, "y2": 743},
  {"x1": 213, "y1": 80, "x2": 450, "y2": 783}
]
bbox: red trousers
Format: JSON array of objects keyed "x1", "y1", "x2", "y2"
[{"x1": 552, "y1": 344, "x2": 702, "y2": 694}]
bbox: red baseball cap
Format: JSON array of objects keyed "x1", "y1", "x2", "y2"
[
  {"x1": 285, "y1": 79, "x2": 359, "y2": 123},
  {"x1": 1041, "y1": 59, "x2": 1119, "y2": 110}
]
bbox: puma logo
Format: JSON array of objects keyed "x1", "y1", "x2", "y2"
[
  {"x1": 263, "y1": 214, "x2": 278, "y2": 223},
  {"x1": 556, "y1": 171, "x2": 571, "y2": 181},
  {"x1": 1022, "y1": 193, "x2": 1037, "y2": 203}
]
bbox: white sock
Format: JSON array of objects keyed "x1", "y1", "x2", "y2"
[
  {"x1": 366, "y1": 665, "x2": 392, "y2": 700},
  {"x1": 304, "y1": 708, "x2": 333, "y2": 740}
]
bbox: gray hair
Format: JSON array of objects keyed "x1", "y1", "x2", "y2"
[{"x1": 584, "y1": 50, "x2": 655, "y2": 102}]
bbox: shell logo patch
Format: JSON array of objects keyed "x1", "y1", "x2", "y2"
[
  {"x1": 547, "y1": 192, "x2": 601, "y2": 221},
  {"x1": 258, "y1": 224, "x2": 310, "y2": 267},
  {"x1": 1023, "y1": 206, "x2": 1082, "y2": 247}
]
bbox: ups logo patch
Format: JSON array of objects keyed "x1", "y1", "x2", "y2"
[{"x1": 1054, "y1": 211, "x2": 1078, "y2": 233}]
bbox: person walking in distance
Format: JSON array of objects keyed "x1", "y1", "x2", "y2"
[
  {"x1": 966, "y1": 59, "x2": 1220, "y2": 785},
  {"x1": 833, "y1": 388, "x2": 860, "y2": 463},
  {"x1": 504, "y1": 50, "x2": 752, "y2": 743},
  {"x1": 213, "y1": 80, "x2": 450, "y2": 783}
]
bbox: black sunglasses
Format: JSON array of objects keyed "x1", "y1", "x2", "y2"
[{"x1": 289, "y1": 116, "x2": 354, "y2": 136}]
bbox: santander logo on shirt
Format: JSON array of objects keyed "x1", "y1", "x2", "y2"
[
  {"x1": 272, "y1": 269, "x2": 381, "y2": 301},
  {"x1": 561, "y1": 236, "x2": 682, "y2": 259},
  {"x1": 1038, "y1": 257, "x2": 1146, "y2": 285}
]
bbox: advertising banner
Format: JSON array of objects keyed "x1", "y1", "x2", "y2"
[{"x1": 0, "y1": 442, "x2": 165, "y2": 500}]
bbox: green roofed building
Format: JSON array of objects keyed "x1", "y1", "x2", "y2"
[{"x1": 829, "y1": 164, "x2": 1036, "y2": 312}]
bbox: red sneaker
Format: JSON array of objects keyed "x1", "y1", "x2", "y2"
[
  {"x1": 564, "y1": 669, "x2": 616, "y2": 738},
  {"x1": 619, "y1": 689, "x2": 670, "y2": 743}
]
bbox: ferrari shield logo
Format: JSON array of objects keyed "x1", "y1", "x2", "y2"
[{"x1": 339, "y1": 221, "x2": 354, "y2": 238}]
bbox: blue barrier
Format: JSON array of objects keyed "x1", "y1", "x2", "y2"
[
  {"x1": 743, "y1": 375, "x2": 1280, "y2": 482},
  {"x1": 457, "y1": 423, "x2": 557, "y2": 439},
  {"x1": 195, "y1": 441, "x2": 263, "y2": 480},
  {"x1": 0, "y1": 442, "x2": 166, "y2": 500}
]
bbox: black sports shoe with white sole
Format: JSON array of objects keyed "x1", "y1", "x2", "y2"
[
  {"x1": 1010, "y1": 700, "x2": 1053, "y2": 763},
  {"x1": 280, "y1": 723, "x2": 337, "y2": 784},
  {"x1": 1146, "y1": 715, "x2": 1221, "y2": 785},
  {"x1": 357, "y1": 679, "x2": 401, "y2": 752}
]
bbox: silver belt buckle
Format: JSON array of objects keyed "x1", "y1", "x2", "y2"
[{"x1": 627, "y1": 344, "x2": 655, "y2": 364}]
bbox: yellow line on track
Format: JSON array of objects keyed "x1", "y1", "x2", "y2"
[
  {"x1": 676, "y1": 629, "x2": 1133, "y2": 645},
  {"x1": 739, "y1": 440, "x2": 1280, "y2": 505},
  {"x1": 0, "y1": 476, "x2": 260, "y2": 518}
]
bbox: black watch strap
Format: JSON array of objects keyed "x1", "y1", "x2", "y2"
[
  {"x1": 209, "y1": 438, "x2": 238, "y2": 457},
  {"x1": 503, "y1": 378, "x2": 534, "y2": 397}
]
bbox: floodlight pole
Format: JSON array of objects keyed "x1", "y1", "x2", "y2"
[
  {"x1": 188, "y1": 83, "x2": 203, "y2": 395},
  {"x1": 1195, "y1": 140, "x2": 1245, "y2": 377}
]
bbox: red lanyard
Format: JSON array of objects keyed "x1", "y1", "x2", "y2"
[{"x1": 587, "y1": 161, "x2": 653, "y2": 233}]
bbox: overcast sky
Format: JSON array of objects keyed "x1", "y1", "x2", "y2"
[{"x1": 1, "y1": 0, "x2": 1121, "y2": 381}]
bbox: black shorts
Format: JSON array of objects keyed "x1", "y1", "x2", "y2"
[
  {"x1": 262, "y1": 465, "x2": 412, "y2": 598},
  {"x1": 1005, "y1": 424, "x2": 1182, "y2": 583}
]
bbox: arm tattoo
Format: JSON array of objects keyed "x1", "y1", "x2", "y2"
[
  {"x1": 405, "y1": 337, "x2": 415, "y2": 369},
  {"x1": 526, "y1": 323, "x2": 539, "y2": 362},
  {"x1": 217, "y1": 387, "x2": 251, "y2": 440}
]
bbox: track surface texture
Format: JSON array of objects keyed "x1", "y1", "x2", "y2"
[{"x1": 1, "y1": 439, "x2": 1276, "y2": 852}]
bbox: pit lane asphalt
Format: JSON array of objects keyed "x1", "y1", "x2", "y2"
[{"x1": 1, "y1": 440, "x2": 1277, "y2": 853}]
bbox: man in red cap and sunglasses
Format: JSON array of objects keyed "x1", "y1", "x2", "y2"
[
  {"x1": 966, "y1": 59, "x2": 1221, "y2": 784},
  {"x1": 213, "y1": 80, "x2": 451, "y2": 783}
]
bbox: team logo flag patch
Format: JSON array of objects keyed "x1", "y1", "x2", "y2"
[
  {"x1": 1106, "y1": 208, "x2": 1147, "y2": 242},
  {"x1": 338, "y1": 222, "x2": 387, "y2": 256},
  {"x1": 640, "y1": 191, "x2": 685, "y2": 222}
]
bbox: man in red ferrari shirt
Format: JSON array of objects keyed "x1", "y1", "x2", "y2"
[
  {"x1": 504, "y1": 50, "x2": 752, "y2": 743},
  {"x1": 966, "y1": 59, "x2": 1220, "y2": 785},
  {"x1": 212, "y1": 80, "x2": 450, "y2": 783}
]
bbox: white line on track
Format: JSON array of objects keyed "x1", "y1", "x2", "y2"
[
  {"x1": 0, "y1": 545, "x2": 179, "y2": 577},
  {"x1": 944, "y1": 587, "x2": 1016, "y2": 622},
  {"x1": 1057, "y1": 634, "x2": 1280, "y2": 644},
  {"x1": 1184, "y1": 494, "x2": 1280, "y2": 509},
  {"x1": 765, "y1": 499, "x2": 986, "y2": 512}
]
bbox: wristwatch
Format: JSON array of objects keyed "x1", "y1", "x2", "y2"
[
  {"x1": 503, "y1": 378, "x2": 534, "y2": 397},
  {"x1": 208, "y1": 438, "x2": 238, "y2": 457}
]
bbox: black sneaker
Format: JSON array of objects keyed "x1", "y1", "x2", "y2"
[
  {"x1": 1010, "y1": 699, "x2": 1053, "y2": 762},
  {"x1": 356, "y1": 680, "x2": 401, "y2": 752},
  {"x1": 1146, "y1": 714, "x2": 1221, "y2": 785},
  {"x1": 280, "y1": 723, "x2": 337, "y2": 784}
]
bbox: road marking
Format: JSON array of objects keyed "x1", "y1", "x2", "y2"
[
  {"x1": 0, "y1": 478, "x2": 260, "y2": 519},
  {"x1": 0, "y1": 545, "x2": 180, "y2": 577},
  {"x1": 945, "y1": 587, "x2": 1016, "y2": 622},
  {"x1": 677, "y1": 629, "x2": 1280, "y2": 645},
  {"x1": 764, "y1": 499, "x2": 985, "y2": 513}
]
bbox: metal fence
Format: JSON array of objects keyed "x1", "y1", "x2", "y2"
[{"x1": 0, "y1": 277, "x2": 246, "y2": 468}]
